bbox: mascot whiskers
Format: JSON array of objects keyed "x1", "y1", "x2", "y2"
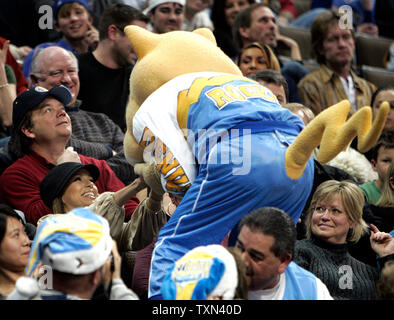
[{"x1": 123, "y1": 26, "x2": 389, "y2": 299}]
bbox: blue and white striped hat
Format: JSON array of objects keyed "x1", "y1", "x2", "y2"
[
  {"x1": 26, "y1": 207, "x2": 113, "y2": 276},
  {"x1": 161, "y1": 244, "x2": 238, "y2": 300}
]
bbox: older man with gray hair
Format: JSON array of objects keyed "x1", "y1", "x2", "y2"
[{"x1": 29, "y1": 45, "x2": 137, "y2": 186}]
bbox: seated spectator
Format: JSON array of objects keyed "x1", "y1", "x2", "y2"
[
  {"x1": 39, "y1": 162, "x2": 146, "y2": 242},
  {"x1": 161, "y1": 244, "x2": 248, "y2": 300},
  {"x1": 29, "y1": 45, "x2": 136, "y2": 184},
  {"x1": 22, "y1": 0, "x2": 99, "y2": 79},
  {"x1": 232, "y1": 3, "x2": 302, "y2": 62},
  {"x1": 0, "y1": 40, "x2": 17, "y2": 139},
  {"x1": 360, "y1": 133, "x2": 394, "y2": 205},
  {"x1": 370, "y1": 86, "x2": 394, "y2": 134},
  {"x1": 298, "y1": 9, "x2": 376, "y2": 116},
  {"x1": 235, "y1": 206, "x2": 333, "y2": 300},
  {"x1": 283, "y1": 102, "x2": 315, "y2": 125},
  {"x1": 362, "y1": 161, "x2": 394, "y2": 235},
  {"x1": 0, "y1": 86, "x2": 139, "y2": 225},
  {"x1": 232, "y1": 3, "x2": 307, "y2": 102},
  {"x1": 376, "y1": 161, "x2": 394, "y2": 208},
  {"x1": 0, "y1": 204, "x2": 32, "y2": 299},
  {"x1": 39, "y1": 161, "x2": 169, "y2": 292},
  {"x1": 291, "y1": 0, "x2": 378, "y2": 36},
  {"x1": 210, "y1": 0, "x2": 255, "y2": 61},
  {"x1": 250, "y1": 69, "x2": 289, "y2": 105},
  {"x1": 183, "y1": 0, "x2": 213, "y2": 31},
  {"x1": 237, "y1": 42, "x2": 280, "y2": 77},
  {"x1": 294, "y1": 179, "x2": 394, "y2": 299},
  {"x1": 376, "y1": 260, "x2": 394, "y2": 300},
  {"x1": 77, "y1": 4, "x2": 149, "y2": 131},
  {"x1": 144, "y1": 0, "x2": 185, "y2": 33},
  {"x1": 7, "y1": 207, "x2": 139, "y2": 300}
]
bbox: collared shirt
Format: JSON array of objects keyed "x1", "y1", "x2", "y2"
[{"x1": 298, "y1": 64, "x2": 376, "y2": 116}]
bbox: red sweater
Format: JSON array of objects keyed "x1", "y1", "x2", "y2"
[{"x1": 0, "y1": 151, "x2": 139, "y2": 225}]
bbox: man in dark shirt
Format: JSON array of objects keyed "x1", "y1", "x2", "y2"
[{"x1": 77, "y1": 3, "x2": 149, "y2": 131}]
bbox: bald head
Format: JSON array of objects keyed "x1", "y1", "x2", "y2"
[{"x1": 30, "y1": 46, "x2": 80, "y2": 105}]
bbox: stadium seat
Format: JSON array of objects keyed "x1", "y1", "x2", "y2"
[
  {"x1": 360, "y1": 65, "x2": 394, "y2": 88},
  {"x1": 355, "y1": 34, "x2": 393, "y2": 68},
  {"x1": 278, "y1": 25, "x2": 312, "y2": 60}
]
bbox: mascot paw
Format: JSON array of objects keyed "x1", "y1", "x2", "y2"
[{"x1": 134, "y1": 162, "x2": 165, "y2": 196}]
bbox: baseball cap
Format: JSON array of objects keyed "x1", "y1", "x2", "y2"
[
  {"x1": 53, "y1": 0, "x2": 90, "y2": 20},
  {"x1": 161, "y1": 244, "x2": 238, "y2": 300},
  {"x1": 143, "y1": 0, "x2": 185, "y2": 15},
  {"x1": 40, "y1": 162, "x2": 100, "y2": 209},
  {"x1": 25, "y1": 207, "x2": 113, "y2": 276},
  {"x1": 12, "y1": 85, "x2": 72, "y2": 132}
]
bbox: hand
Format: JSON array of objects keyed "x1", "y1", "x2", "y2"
[
  {"x1": 56, "y1": 146, "x2": 81, "y2": 164},
  {"x1": 103, "y1": 240, "x2": 122, "y2": 285},
  {"x1": 369, "y1": 224, "x2": 394, "y2": 257},
  {"x1": 134, "y1": 162, "x2": 165, "y2": 196},
  {"x1": 357, "y1": 23, "x2": 378, "y2": 37},
  {"x1": 0, "y1": 40, "x2": 10, "y2": 66},
  {"x1": 84, "y1": 22, "x2": 99, "y2": 50},
  {"x1": 276, "y1": 32, "x2": 302, "y2": 61},
  {"x1": 18, "y1": 46, "x2": 33, "y2": 58},
  {"x1": 276, "y1": 33, "x2": 298, "y2": 50},
  {"x1": 131, "y1": 177, "x2": 147, "y2": 192}
]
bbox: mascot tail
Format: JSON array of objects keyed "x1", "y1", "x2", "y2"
[{"x1": 285, "y1": 100, "x2": 390, "y2": 179}]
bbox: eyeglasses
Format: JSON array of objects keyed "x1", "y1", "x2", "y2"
[{"x1": 314, "y1": 206, "x2": 343, "y2": 216}]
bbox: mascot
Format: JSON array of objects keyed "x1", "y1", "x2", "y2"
[{"x1": 123, "y1": 26, "x2": 389, "y2": 299}]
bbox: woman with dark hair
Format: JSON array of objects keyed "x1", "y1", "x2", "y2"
[
  {"x1": 0, "y1": 204, "x2": 31, "y2": 299},
  {"x1": 237, "y1": 42, "x2": 280, "y2": 77},
  {"x1": 211, "y1": 0, "x2": 255, "y2": 61}
]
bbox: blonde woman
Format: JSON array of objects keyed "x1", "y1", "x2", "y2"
[{"x1": 294, "y1": 180, "x2": 394, "y2": 300}]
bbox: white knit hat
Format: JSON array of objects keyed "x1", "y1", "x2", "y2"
[
  {"x1": 26, "y1": 207, "x2": 113, "y2": 276},
  {"x1": 143, "y1": 0, "x2": 185, "y2": 14}
]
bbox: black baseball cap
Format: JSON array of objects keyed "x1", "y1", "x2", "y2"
[
  {"x1": 40, "y1": 162, "x2": 100, "y2": 209},
  {"x1": 12, "y1": 85, "x2": 72, "y2": 131}
]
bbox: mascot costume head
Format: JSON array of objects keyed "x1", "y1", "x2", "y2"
[{"x1": 123, "y1": 26, "x2": 389, "y2": 299}]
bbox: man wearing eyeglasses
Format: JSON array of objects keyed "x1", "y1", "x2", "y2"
[{"x1": 77, "y1": 4, "x2": 149, "y2": 131}]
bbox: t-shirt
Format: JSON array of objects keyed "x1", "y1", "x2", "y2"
[
  {"x1": 248, "y1": 262, "x2": 333, "y2": 300},
  {"x1": 360, "y1": 180, "x2": 381, "y2": 204},
  {"x1": 77, "y1": 52, "x2": 132, "y2": 131}
]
